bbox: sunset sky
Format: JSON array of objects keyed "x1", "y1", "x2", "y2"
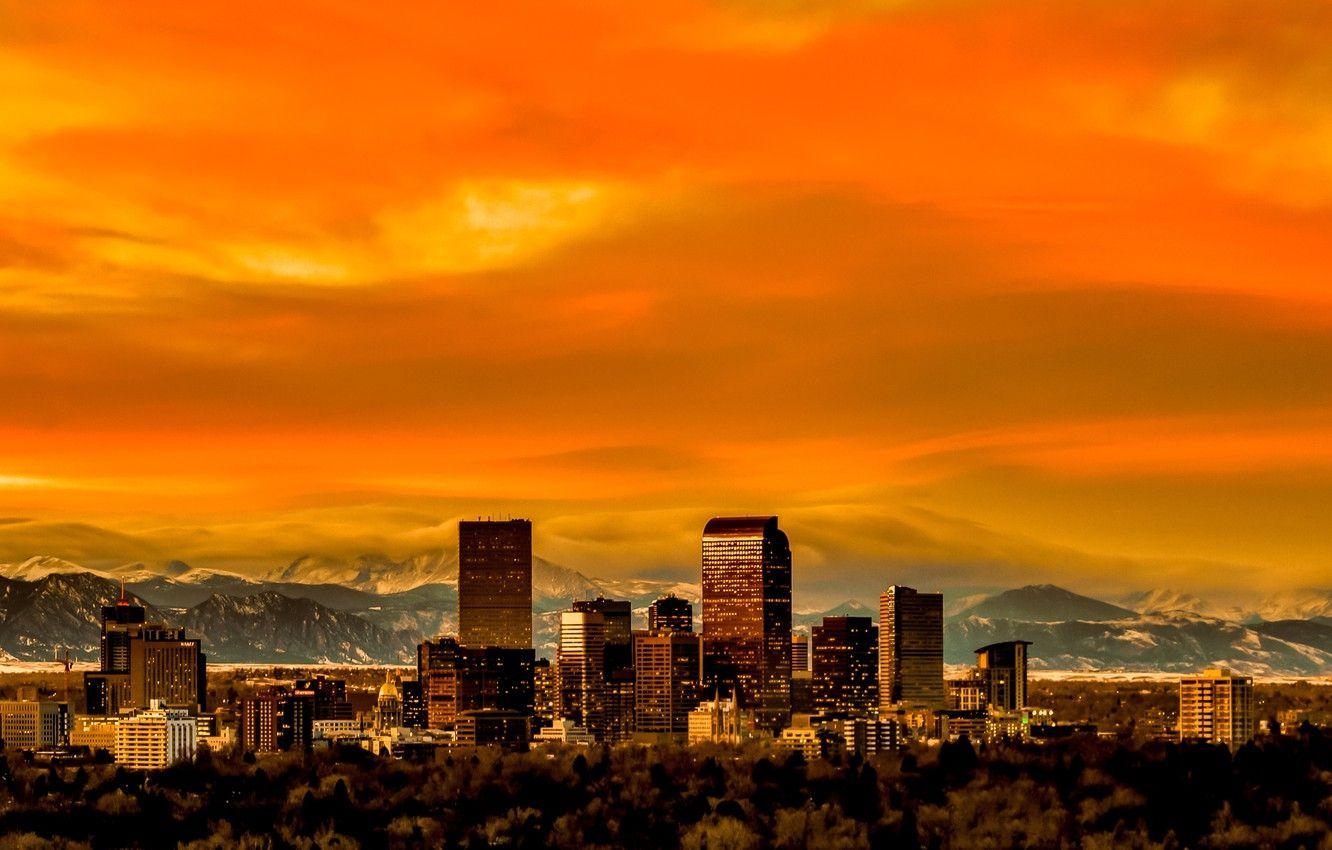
[{"x1": 2, "y1": 1, "x2": 1330, "y2": 605}]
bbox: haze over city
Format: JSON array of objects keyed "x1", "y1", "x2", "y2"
[{"x1": 2, "y1": 2, "x2": 1331, "y2": 608}]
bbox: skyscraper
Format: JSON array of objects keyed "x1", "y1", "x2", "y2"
[
  {"x1": 974, "y1": 640, "x2": 1031, "y2": 711},
  {"x1": 878, "y1": 585, "x2": 944, "y2": 711},
  {"x1": 1179, "y1": 668, "x2": 1253, "y2": 749},
  {"x1": 633, "y1": 630, "x2": 702, "y2": 737},
  {"x1": 85, "y1": 589, "x2": 206, "y2": 716},
  {"x1": 790, "y1": 632, "x2": 809, "y2": 674},
  {"x1": 701, "y1": 515, "x2": 792, "y2": 730},
  {"x1": 648, "y1": 595, "x2": 694, "y2": 633},
  {"x1": 458, "y1": 519, "x2": 533, "y2": 649},
  {"x1": 556, "y1": 610, "x2": 606, "y2": 738},
  {"x1": 812, "y1": 616, "x2": 878, "y2": 717}
]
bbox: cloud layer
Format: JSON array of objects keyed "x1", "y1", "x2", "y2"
[{"x1": 1, "y1": 1, "x2": 1329, "y2": 604}]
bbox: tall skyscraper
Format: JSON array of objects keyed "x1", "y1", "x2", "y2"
[
  {"x1": 458, "y1": 519, "x2": 533, "y2": 649},
  {"x1": 878, "y1": 585, "x2": 944, "y2": 711},
  {"x1": 417, "y1": 636, "x2": 535, "y2": 727},
  {"x1": 85, "y1": 589, "x2": 206, "y2": 716},
  {"x1": 1179, "y1": 668, "x2": 1253, "y2": 749},
  {"x1": 812, "y1": 616, "x2": 878, "y2": 717},
  {"x1": 701, "y1": 515, "x2": 793, "y2": 730},
  {"x1": 648, "y1": 595, "x2": 694, "y2": 633},
  {"x1": 974, "y1": 640, "x2": 1030, "y2": 711},
  {"x1": 557, "y1": 610, "x2": 606, "y2": 738}
]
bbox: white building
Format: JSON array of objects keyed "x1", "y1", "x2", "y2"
[
  {"x1": 534, "y1": 719, "x2": 596, "y2": 745},
  {"x1": 0, "y1": 699, "x2": 66, "y2": 750},
  {"x1": 115, "y1": 702, "x2": 197, "y2": 770},
  {"x1": 687, "y1": 694, "x2": 740, "y2": 745},
  {"x1": 313, "y1": 718, "x2": 363, "y2": 740}
]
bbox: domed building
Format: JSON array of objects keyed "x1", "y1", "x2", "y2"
[{"x1": 377, "y1": 673, "x2": 402, "y2": 731}]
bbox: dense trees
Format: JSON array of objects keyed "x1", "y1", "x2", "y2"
[{"x1": 3, "y1": 729, "x2": 1332, "y2": 849}]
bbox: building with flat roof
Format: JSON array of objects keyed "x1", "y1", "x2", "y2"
[
  {"x1": 701, "y1": 516, "x2": 792, "y2": 730},
  {"x1": 878, "y1": 586, "x2": 944, "y2": 711},
  {"x1": 1179, "y1": 668, "x2": 1253, "y2": 749},
  {"x1": 458, "y1": 519, "x2": 533, "y2": 649},
  {"x1": 812, "y1": 616, "x2": 878, "y2": 717},
  {"x1": 633, "y1": 630, "x2": 702, "y2": 737},
  {"x1": 115, "y1": 703, "x2": 196, "y2": 770}
]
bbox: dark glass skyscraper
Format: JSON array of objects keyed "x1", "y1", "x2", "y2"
[
  {"x1": 648, "y1": 595, "x2": 694, "y2": 633},
  {"x1": 878, "y1": 585, "x2": 944, "y2": 711},
  {"x1": 701, "y1": 515, "x2": 792, "y2": 730},
  {"x1": 458, "y1": 519, "x2": 533, "y2": 649},
  {"x1": 975, "y1": 640, "x2": 1031, "y2": 711},
  {"x1": 812, "y1": 616, "x2": 878, "y2": 717}
]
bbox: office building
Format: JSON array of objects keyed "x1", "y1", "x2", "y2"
[
  {"x1": 946, "y1": 675, "x2": 989, "y2": 712},
  {"x1": 574, "y1": 597, "x2": 632, "y2": 668},
  {"x1": 1179, "y1": 668, "x2": 1253, "y2": 749},
  {"x1": 70, "y1": 715, "x2": 119, "y2": 757},
  {"x1": 401, "y1": 680, "x2": 426, "y2": 729},
  {"x1": 85, "y1": 589, "x2": 206, "y2": 716},
  {"x1": 975, "y1": 641, "x2": 1031, "y2": 711},
  {"x1": 633, "y1": 630, "x2": 702, "y2": 737},
  {"x1": 458, "y1": 519, "x2": 533, "y2": 649},
  {"x1": 812, "y1": 616, "x2": 878, "y2": 717},
  {"x1": 557, "y1": 611, "x2": 606, "y2": 739},
  {"x1": 418, "y1": 637, "x2": 461, "y2": 727},
  {"x1": 878, "y1": 586, "x2": 944, "y2": 711},
  {"x1": 533, "y1": 658, "x2": 558, "y2": 726},
  {"x1": 457, "y1": 647, "x2": 536, "y2": 715},
  {"x1": 0, "y1": 698, "x2": 66, "y2": 750},
  {"x1": 115, "y1": 703, "x2": 196, "y2": 770},
  {"x1": 791, "y1": 632, "x2": 809, "y2": 674},
  {"x1": 701, "y1": 516, "x2": 793, "y2": 730},
  {"x1": 239, "y1": 690, "x2": 284, "y2": 752},
  {"x1": 418, "y1": 636, "x2": 536, "y2": 726},
  {"x1": 648, "y1": 595, "x2": 694, "y2": 633},
  {"x1": 293, "y1": 675, "x2": 353, "y2": 720},
  {"x1": 455, "y1": 710, "x2": 529, "y2": 748}
]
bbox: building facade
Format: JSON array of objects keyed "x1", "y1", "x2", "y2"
[
  {"x1": 115, "y1": 704, "x2": 196, "y2": 770},
  {"x1": 878, "y1": 585, "x2": 944, "y2": 711},
  {"x1": 648, "y1": 595, "x2": 694, "y2": 633},
  {"x1": 975, "y1": 640, "x2": 1031, "y2": 711},
  {"x1": 633, "y1": 630, "x2": 702, "y2": 736},
  {"x1": 812, "y1": 616, "x2": 878, "y2": 717},
  {"x1": 1179, "y1": 668, "x2": 1253, "y2": 749},
  {"x1": 557, "y1": 610, "x2": 606, "y2": 739},
  {"x1": 700, "y1": 516, "x2": 793, "y2": 730},
  {"x1": 458, "y1": 519, "x2": 533, "y2": 649}
]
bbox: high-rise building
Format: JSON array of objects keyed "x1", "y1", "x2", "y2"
[
  {"x1": 975, "y1": 641, "x2": 1031, "y2": 711},
  {"x1": 791, "y1": 632, "x2": 810, "y2": 674},
  {"x1": 632, "y1": 631, "x2": 702, "y2": 737},
  {"x1": 533, "y1": 658, "x2": 558, "y2": 726},
  {"x1": 557, "y1": 611, "x2": 606, "y2": 739},
  {"x1": 418, "y1": 637, "x2": 461, "y2": 728},
  {"x1": 573, "y1": 597, "x2": 634, "y2": 738},
  {"x1": 812, "y1": 616, "x2": 878, "y2": 717},
  {"x1": 878, "y1": 586, "x2": 944, "y2": 711},
  {"x1": 114, "y1": 703, "x2": 196, "y2": 770},
  {"x1": 1179, "y1": 668, "x2": 1253, "y2": 749},
  {"x1": 573, "y1": 597, "x2": 632, "y2": 667},
  {"x1": 417, "y1": 636, "x2": 535, "y2": 726},
  {"x1": 293, "y1": 675, "x2": 353, "y2": 720},
  {"x1": 100, "y1": 585, "x2": 146, "y2": 673},
  {"x1": 648, "y1": 595, "x2": 694, "y2": 633},
  {"x1": 85, "y1": 590, "x2": 206, "y2": 716},
  {"x1": 239, "y1": 690, "x2": 283, "y2": 752},
  {"x1": 458, "y1": 519, "x2": 533, "y2": 649},
  {"x1": 701, "y1": 516, "x2": 793, "y2": 730},
  {"x1": 401, "y1": 680, "x2": 426, "y2": 729}
]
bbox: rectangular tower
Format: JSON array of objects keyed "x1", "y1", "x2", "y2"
[
  {"x1": 812, "y1": 616, "x2": 878, "y2": 717},
  {"x1": 1179, "y1": 668, "x2": 1253, "y2": 749},
  {"x1": 458, "y1": 519, "x2": 533, "y2": 649},
  {"x1": 701, "y1": 515, "x2": 792, "y2": 730},
  {"x1": 557, "y1": 610, "x2": 606, "y2": 738},
  {"x1": 878, "y1": 585, "x2": 944, "y2": 712}
]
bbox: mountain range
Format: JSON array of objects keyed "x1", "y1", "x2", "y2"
[{"x1": 0, "y1": 555, "x2": 1330, "y2": 676}]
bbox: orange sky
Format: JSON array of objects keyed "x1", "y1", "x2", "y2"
[{"x1": 1, "y1": 0, "x2": 1330, "y2": 603}]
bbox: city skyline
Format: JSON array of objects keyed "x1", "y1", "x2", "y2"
[{"x1": 2, "y1": 2, "x2": 1331, "y2": 603}]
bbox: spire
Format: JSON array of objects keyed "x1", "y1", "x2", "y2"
[{"x1": 117, "y1": 579, "x2": 128, "y2": 606}]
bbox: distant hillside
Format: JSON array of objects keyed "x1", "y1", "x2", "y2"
[{"x1": 953, "y1": 584, "x2": 1138, "y2": 623}]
